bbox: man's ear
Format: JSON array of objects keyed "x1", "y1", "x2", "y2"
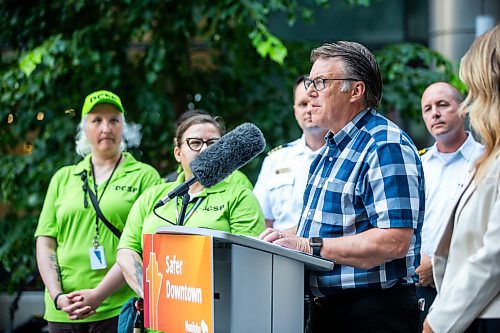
[
  {"x1": 350, "y1": 81, "x2": 366, "y2": 103},
  {"x1": 458, "y1": 106, "x2": 467, "y2": 120}
]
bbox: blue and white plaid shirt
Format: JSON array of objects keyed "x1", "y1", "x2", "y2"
[{"x1": 297, "y1": 108, "x2": 424, "y2": 296}]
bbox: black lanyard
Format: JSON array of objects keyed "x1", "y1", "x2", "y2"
[
  {"x1": 175, "y1": 195, "x2": 204, "y2": 225},
  {"x1": 90, "y1": 154, "x2": 122, "y2": 246},
  {"x1": 90, "y1": 154, "x2": 122, "y2": 203}
]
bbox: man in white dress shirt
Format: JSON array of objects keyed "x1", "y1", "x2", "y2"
[
  {"x1": 254, "y1": 76, "x2": 327, "y2": 230},
  {"x1": 416, "y1": 81, "x2": 484, "y2": 328}
]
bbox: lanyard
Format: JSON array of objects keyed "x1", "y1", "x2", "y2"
[
  {"x1": 175, "y1": 195, "x2": 204, "y2": 225},
  {"x1": 90, "y1": 154, "x2": 122, "y2": 203},
  {"x1": 90, "y1": 154, "x2": 122, "y2": 247}
]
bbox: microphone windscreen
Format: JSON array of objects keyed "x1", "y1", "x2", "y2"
[{"x1": 190, "y1": 122, "x2": 266, "y2": 188}]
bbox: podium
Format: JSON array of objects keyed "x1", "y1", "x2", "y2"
[{"x1": 144, "y1": 226, "x2": 333, "y2": 333}]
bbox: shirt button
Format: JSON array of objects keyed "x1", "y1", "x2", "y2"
[{"x1": 329, "y1": 157, "x2": 333, "y2": 161}]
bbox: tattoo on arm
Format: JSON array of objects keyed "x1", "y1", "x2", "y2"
[
  {"x1": 133, "y1": 258, "x2": 143, "y2": 296},
  {"x1": 49, "y1": 253, "x2": 61, "y2": 282}
]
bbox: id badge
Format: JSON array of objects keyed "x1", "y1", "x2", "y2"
[{"x1": 89, "y1": 246, "x2": 107, "y2": 270}]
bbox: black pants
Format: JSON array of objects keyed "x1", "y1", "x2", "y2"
[
  {"x1": 306, "y1": 285, "x2": 419, "y2": 333},
  {"x1": 416, "y1": 285, "x2": 437, "y2": 331},
  {"x1": 47, "y1": 316, "x2": 118, "y2": 333}
]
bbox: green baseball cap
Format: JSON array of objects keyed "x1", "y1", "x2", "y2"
[{"x1": 81, "y1": 90, "x2": 125, "y2": 118}]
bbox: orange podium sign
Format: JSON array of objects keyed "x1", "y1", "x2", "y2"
[{"x1": 143, "y1": 233, "x2": 214, "y2": 333}]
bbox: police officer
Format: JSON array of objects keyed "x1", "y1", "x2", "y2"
[{"x1": 254, "y1": 76, "x2": 327, "y2": 230}]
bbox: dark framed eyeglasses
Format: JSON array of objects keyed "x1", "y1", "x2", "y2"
[
  {"x1": 304, "y1": 77, "x2": 358, "y2": 91},
  {"x1": 183, "y1": 137, "x2": 220, "y2": 151}
]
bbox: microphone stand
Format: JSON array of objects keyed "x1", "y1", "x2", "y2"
[{"x1": 177, "y1": 193, "x2": 190, "y2": 226}]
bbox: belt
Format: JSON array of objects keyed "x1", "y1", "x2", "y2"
[{"x1": 313, "y1": 284, "x2": 415, "y2": 306}]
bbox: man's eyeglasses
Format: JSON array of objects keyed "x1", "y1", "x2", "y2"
[
  {"x1": 183, "y1": 138, "x2": 220, "y2": 151},
  {"x1": 304, "y1": 77, "x2": 358, "y2": 91}
]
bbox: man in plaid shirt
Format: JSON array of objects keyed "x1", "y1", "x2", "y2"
[{"x1": 260, "y1": 41, "x2": 424, "y2": 333}]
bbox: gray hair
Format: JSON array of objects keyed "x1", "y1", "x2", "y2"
[
  {"x1": 311, "y1": 41, "x2": 383, "y2": 108},
  {"x1": 75, "y1": 114, "x2": 142, "y2": 156}
]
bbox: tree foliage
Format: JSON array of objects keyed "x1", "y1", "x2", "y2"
[
  {"x1": 375, "y1": 43, "x2": 460, "y2": 119},
  {"x1": 0, "y1": 0, "x2": 456, "y2": 292},
  {"x1": 0, "y1": 0, "x2": 318, "y2": 293}
]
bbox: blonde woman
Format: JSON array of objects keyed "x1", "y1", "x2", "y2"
[{"x1": 423, "y1": 25, "x2": 500, "y2": 333}]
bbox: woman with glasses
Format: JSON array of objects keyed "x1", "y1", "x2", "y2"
[
  {"x1": 35, "y1": 90, "x2": 162, "y2": 333},
  {"x1": 117, "y1": 113, "x2": 265, "y2": 298},
  {"x1": 165, "y1": 109, "x2": 254, "y2": 190}
]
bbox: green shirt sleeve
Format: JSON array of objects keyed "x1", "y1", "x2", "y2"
[
  {"x1": 138, "y1": 165, "x2": 163, "y2": 192},
  {"x1": 118, "y1": 186, "x2": 157, "y2": 255},
  {"x1": 227, "y1": 187, "x2": 265, "y2": 236},
  {"x1": 228, "y1": 170, "x2": 254, "y2": 190},
  {"x1": 35, "y1": 168, "x2": 66, "y2": 238}
]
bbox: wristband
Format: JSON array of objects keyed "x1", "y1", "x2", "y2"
[{"x1": 54, "y1": 292, "x2": 63, "y2": 310}]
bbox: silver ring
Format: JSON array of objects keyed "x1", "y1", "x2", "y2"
[{"x1": 278, "y1": 232, "x2": 283, "y2": 239}]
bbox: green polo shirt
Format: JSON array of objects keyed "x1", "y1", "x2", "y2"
[
  {"x1": 166, "y1": 167, "x2": 254, "y2": 190},
  {"x1": 118, "y1": 172, "x2": 265, "y2": 255},
  {"x1": 224, "y1": 170, "x2": 254, "y2": 190},
  {"x1": 35, "y1": 152, "x2": 162, "y2": 322}
]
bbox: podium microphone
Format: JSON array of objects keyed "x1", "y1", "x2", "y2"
[{"x1": 154, "y1": 123, "x2": 266, "y2": 209}]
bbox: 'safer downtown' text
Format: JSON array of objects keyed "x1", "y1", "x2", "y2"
[{"x1": 165, "y1": 255, "x2": 202, "y2": 304}]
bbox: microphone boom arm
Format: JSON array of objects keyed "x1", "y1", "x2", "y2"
[{"x1": 154, "y1": 176, "x2": 197, "y2": 209}]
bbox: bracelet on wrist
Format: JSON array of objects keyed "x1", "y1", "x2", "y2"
[{"x1": 54, "y1": 292, "x2": 63, "y2": 310}]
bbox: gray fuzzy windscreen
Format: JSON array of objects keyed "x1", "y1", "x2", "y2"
[{"x1": 190, "y1": 123, "x2": 266, "y2": 188}]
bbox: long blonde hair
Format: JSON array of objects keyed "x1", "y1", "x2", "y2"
[{"x1": 459, "y1": 25, "x2": 500, "y2": 182}]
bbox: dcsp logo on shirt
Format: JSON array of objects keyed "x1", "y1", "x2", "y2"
[
  {"x1": 114, "y1": 185, "x2": 138, "y2": 193},
  {"x1": 200, "y1": 205, "x2": 225, "y2": 212}
]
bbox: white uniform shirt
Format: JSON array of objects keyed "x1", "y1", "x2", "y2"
[
  {"x1": 421, "y1": 133, "x2": 484, "y2": 257},
  {"x1": 254, "y1": 135, "x2": 323, "y2": 230}
]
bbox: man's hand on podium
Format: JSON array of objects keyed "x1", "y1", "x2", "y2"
[{"x1": 258, "y1": 228, "x2": 312, "y2": 254}]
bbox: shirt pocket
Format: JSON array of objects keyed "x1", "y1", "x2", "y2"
[
  {"x1": 268, "y1": 173, "x2": 295, "y2": 211},
  {"x1": 268, "y1": 172, "x2": 295, "y2": 190}
]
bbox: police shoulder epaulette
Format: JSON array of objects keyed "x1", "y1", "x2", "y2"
[
  {"x1": 418, "y1": 147, "x2": 429, "y2": 156},
  {"x1": 267, "y1": 143, "x2": 290, "y2": 156}
]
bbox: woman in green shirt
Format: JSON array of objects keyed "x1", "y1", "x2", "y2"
[
  {"x1": 35, "y1": 90, "x2": 162, "y2": 332},
  {"x1": 117, "y1": 114, "x2": 265, "y2": 298}
]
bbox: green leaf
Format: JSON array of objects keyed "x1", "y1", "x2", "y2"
[
  {"x1": 19, "y1": 47, "x2": 44, "y2": 77},
  {"x1": 249, "y1": 25, "x2": 288, "y2": 65}
]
